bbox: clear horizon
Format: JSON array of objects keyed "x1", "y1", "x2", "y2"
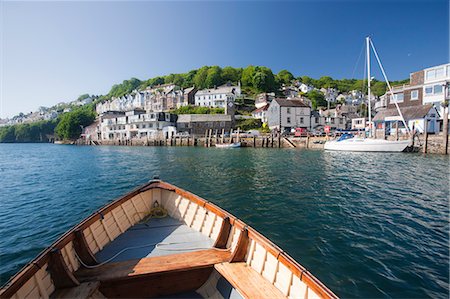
[{"x1": 1, "y1": 0, "x2": 449, "y2": 118}]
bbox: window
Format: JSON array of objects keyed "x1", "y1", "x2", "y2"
[
  {"x1": 411, "y1": 90, "x2": 419, "y2": 100},
  {"x1": 436, "y1": 67, "x2": 445, "y2": 78},
  {"x1": 425, "y1": 86, "x2": 433, "y2": 96},
  {"x1": 434, "y1": 84, "x2": 443, "y2": 94},
  {"x1": 426, "y1": 70, "x2": 435, "y2": 80},
  {"x1": 300, "y1": 117, "x2": 304, "y2": 124},
  {"x1": 391, "y1": 93, "x2": 404, "y2": 103},
  {"x1": 287, "y1": 117, "x2": 291, "y2": 124},
  {"x1": 447, "y1": 65, "x2": 450, "y2": 77},
  {"x1": 315, "y1": 117, "x2": 319, "y2": 123},
  {"x1": 331, "y1": 118, "x2": 335, "y2": 124},
  {"x1": 340, "y1": 118, "x2": 343, "y2": 124},
  {"x1": 287, "y1": 108, "x2": 291, "y2": 114}
]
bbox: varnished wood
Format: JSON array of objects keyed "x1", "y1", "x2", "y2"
[
  {"x1": 99, "y1": 267, "x2": 212, "y2": 298},
  {"x1": 73, "y1": 230, "x2": 98, "y2": 267},
  {"x1": 213, "y1": 217, "x2": 231, "y2": 249},
  {"x1": 75, "y1": 249, "x2": 231, "y2": 283},
  {"x1": 47, "y1": 249, "x2": 80, "y2": 289},
  {"x1": 50, "y1": 281, "x2": 99, "y2": 299},
  {"x1": 215, "y1": 262, "x2": 286, "y2": 299},
  {"x1": 230, "y1": 227, "x2": 249, "y2": 262}
]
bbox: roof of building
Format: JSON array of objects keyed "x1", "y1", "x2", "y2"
[
  {"x1": 252, "y1": 104, "x2": 269, "y2": 114},
  {"x1": 177, "y1": 114, "x2": 232, "y2": 123},
  {"x1": 273, "y1": 98, "x2": 310, "y2": 108},
  {"x1": 373, "y1": 104, "x2": 436, "y2": 122},
  {"x1": 195, "y1": 84, "x2": 240, "y2": 96},
  {"x1": 183, "y1": 86, "x2": 196, "y2": 93}
]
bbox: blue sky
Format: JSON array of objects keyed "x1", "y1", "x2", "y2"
[{"x1": 1, "y1": 0, "x2": 448, "y2": 118}]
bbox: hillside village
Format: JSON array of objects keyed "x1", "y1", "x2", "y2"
[{"x1": 1, "y1": 62, "x2": 449, "y2": 143}]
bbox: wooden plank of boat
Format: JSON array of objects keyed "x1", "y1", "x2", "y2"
[
  {"x1": 215, "y1": 262, "x2": 286, "y2": 299},
  {"x1": 75, "y1": 249, "x2": 231, "y2": 283},
  {"x1": 0, "y1": 179, "x2": 339, "y2": 299},
  {"x1": 50, "y1": 281, "x2": 100, "y2": 299}
]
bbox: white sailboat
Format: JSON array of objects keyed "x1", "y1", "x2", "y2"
[{"x1": 324, "y1": 36, "x2": 411, "y2": 152}]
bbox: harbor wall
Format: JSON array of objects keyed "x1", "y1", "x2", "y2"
[{"x1": 79, "y1": 133, "x2": 450, "y2": 155}]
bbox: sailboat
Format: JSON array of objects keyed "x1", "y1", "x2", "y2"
[{"x1": 324, "y1": 37, "x2": 411, "y2": 152}]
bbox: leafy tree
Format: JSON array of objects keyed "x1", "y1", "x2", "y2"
[
  {"x1": 0, "y1": 126, "x2": 15, "y2": 142},
  {"x1": 222, "y1": 67, "x2": 241, "y2": 83},
  {"x1": 371, "y1": 80, "x2": 387, "y2": 97},
  {"x1": 193, "y1": 66, "x2": 210, "y2": 89},
  {"x1": 277, "y1": 70, "x2": 294, "y2": 85},
  {"x1": 205, "y1": 66, "x2": 223, "y2": 88},
  {"x1": 77, "y1": 94, "x2": 90, "y2": 101},
  {"x1": 170, "y1": 105, "x2": 224, "y2": 115},
  {"x1": 318, "y1": 76, "x2": 337, "y2": 89},
  {"x1": 241, "y1": 66, "x2": 256, "y2": 87},
  {"x1": 55, "y1": 106, "x2": 96, "y2": 140},
  {"x1": 307, "y1": 90, "x2": 327, "y2": 109}
]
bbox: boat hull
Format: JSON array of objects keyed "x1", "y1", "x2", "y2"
[
  {"x1": 324, "y1": 138, "x2": 410, "y2": 152},
  {"x1": 215, "y1": 142, "x2": 241, "y2": 148}
]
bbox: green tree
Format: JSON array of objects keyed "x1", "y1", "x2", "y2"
[
  {"x1": 77, "y1": 94, "x2": 90, "y2": 101},
  {"x1": 193, "y1": 66, "x2": 210, "y2": 89},
  {"x1": 222, "y1": 67, "x2": 241, "y2": 83},
  {"x1": 277, "y1": 70, "x2": 294, "y2": 85},
  {"x1": 205, "y1": 66, "x2": 223, "y2": 88},
  {"x1": 241, "y1": 66, "x2": 256, "y2": 87},
  {"x1": 0, "y1": 126, "x2": 15, "y2": 142},
  {"x1": 55, "y1": 106, "x2": 96, "y2": 140},
  {"x1": 307, "y1": 90, "x2": 327, "y2": 109}
]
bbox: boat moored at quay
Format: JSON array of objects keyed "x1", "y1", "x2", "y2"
[{"x1": 0, "y1": 179, "x2": 338, "y2": 299}]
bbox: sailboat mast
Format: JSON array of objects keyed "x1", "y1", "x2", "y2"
[
  {"x1": 369, "y1": 38, "x2": 411, "y2": 136},
  {"x1": 366, "y1": 36, "x2": 372, "y2": 137}
]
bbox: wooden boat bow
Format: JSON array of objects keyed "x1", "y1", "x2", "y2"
[{"x1": 0, "y1": 179, "x2": 338, "y2": 299}]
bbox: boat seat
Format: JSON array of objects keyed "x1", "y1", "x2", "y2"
[
  {"x1": 76, "y1": 249, "x2": 231, "y2": 283},
  {"x1": 50, "y1": 281, "x2": 102, "y2": 299},
  {"x1": 214, "y1": 262, "x2": 286, "y2": 299}
]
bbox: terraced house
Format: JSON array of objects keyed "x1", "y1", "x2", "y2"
[{"x1": 373, "y1": 63, "x2": 449, "y2": 133}]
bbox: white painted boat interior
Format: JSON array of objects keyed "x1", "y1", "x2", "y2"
[{"x1": 95, "y1": 217, "x2": 214, "y2": 263}]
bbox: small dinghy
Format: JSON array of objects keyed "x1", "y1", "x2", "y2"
[
  {"x1": 215, "y1": 142, "x2": 241, "y2": 148},
  {"x1": 0, "y1": 179, "x2": 337, "y2": 299}
]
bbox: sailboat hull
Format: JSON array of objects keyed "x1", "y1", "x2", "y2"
[{"x1": 324, "y1": 138, "x2": 410, "y2": 152}]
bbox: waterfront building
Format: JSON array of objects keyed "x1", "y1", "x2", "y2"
[
  {"x1": 99, "y1": 110, "x2": 176, "y2": 140},
  {"x1": 251, "y1": 104, "x2": 269, "y2": 124},
  {"x1": 176, "y1": 114, "x2": 233, "y2": 135},
  {"x1": 267, "y1": 98, "x2": 311, "y2": 132},
  {"x1": 351, "y1": 118, "x2": 367, "y2": 130},
  {"x1": 375, "y1": 63, "x2": 450, "y2": 121},
  {"x1": 194, "y1": 83, "x2": 241, "y2": 108},
  {"x1": 373, "y1": 104, "x2": 439, "y2": 134}
]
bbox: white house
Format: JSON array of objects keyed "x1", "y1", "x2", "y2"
[
  {"x1": 251, "y1": 104, "x2": 269, "y2": 124},
  {"x1": 267, "y1": 98, "x2": 311, "y2": 132},
  {"x1": 373, "y1": 104, "x2": 440, "y2": 134},
  {"x1": 99, "y1": 110, "x2": 176, "y2": 140},
  {"x1": 194, "y1": 83, "x2": 241, "y2": 108},
  {"x1": 422, "y1": 63, "x2": 450, "y2": 118},
  {"x1": 298, "y1": 83, "x2": 314, "y2": 94}
]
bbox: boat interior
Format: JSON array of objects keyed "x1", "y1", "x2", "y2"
[{"x1": 0, "y1": 180, "x2": 338, "y2": 299}]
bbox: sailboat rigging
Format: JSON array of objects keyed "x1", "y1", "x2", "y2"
[{"x1": 324, "y1": 36, "x2": 411, "y2": 152}]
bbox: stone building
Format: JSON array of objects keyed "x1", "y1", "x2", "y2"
[{"x1": 176, "y1": 114, "x2": 233, "y2": 135}]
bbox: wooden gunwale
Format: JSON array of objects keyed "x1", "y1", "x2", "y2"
[{"x1": 1, "y1": 179, "x2": 338, "y2": 299}]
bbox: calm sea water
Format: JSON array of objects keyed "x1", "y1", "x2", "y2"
[{"x1": 0, "y1": 144, "x2": 448, "y2": 298}]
